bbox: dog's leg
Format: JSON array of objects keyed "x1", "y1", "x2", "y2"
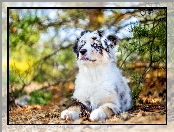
[
  {"x1": 61, "y1": 106, "x2": 80, "y2": 121},
  {"x1": 89, "y1": 103, "x2": 121, "y2": 122}
]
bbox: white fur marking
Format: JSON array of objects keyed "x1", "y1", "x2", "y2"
[
  {"x1": 61, "y1": 109, "x2": 79, "y2": 121},
  {"x1": 89, "y1": 108, "x2": 106, "y2": 122}
]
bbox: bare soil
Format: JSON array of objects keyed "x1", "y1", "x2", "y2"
[{"x1": 9, "y1": 103, "x2": 166, "y2": 124}]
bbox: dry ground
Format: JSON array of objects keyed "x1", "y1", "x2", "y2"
[{"x1": 9, "y1": 103, "x2": 166, "y2": 124}]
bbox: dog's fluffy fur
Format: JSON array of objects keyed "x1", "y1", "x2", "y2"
[{"x1": 61, "y1": 30, "x2": 132, "y2": 121}]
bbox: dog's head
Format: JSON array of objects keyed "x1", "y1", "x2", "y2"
[{"x1": 73, "y1": 30, "x2": 118, "y2": 66}]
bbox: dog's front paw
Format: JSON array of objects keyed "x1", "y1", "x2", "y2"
[
  {"x1": 89, "y1": 108, "x2": 106, "y2": 122},
  {"x1": 61, "y1": 109, "x2": 79, "y2": 121}
]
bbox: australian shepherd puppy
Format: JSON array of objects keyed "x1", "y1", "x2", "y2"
[{"x1": 61, "y1": 30, "x2": 132, "y2": 122}]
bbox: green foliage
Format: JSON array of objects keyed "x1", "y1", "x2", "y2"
[
  {"x1": 129, "y1": 71, "x2": 142, "y2": 104},
  {"x1": 27, "y1": 90, "x2": 52, "y2": 105},
  {"x1": 9, "y1": 13, "x2": 40, "y2": 50},
  {"x1": 66, "y1": 9, "x2": 86, "y2": 20},
  {"x1": 118, "y1": 9, "x2": 166, "y2": 104},
  {"x1": 12, "y1": 89, "x2": 27, "y2": 99}
]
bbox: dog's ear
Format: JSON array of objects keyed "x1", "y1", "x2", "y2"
[
  {"x1": 73, "y1": 39, "x2": 79, "y2": 58},
  {"x1": 107, "y1": 34, "x2": 117, "y2": 48},
  {"x1": 80, "y1": 30, "x2": 91, "y2": 36},
  {"x1": 97, "y1": 29, "x2": 104, "y2": 37}
]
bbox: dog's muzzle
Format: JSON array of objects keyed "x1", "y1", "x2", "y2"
[{"x1": 80, "y1": 49, "x2": 87, "y2": 55}]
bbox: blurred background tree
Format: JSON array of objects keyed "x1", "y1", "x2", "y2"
[
  {"x1": 117, "y1": 9, "x2": 166, "y2": 103},
  {"x1": 8, "y1": 7, "x2": 166, "y2": 106}
]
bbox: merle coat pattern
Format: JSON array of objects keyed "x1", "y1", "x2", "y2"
[{"x1": 61, "y1": 30, "x2": 132, "y2": 122}]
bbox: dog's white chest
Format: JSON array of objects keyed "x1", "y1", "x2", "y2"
[{"x1": 72, "y1": 67, "x2": 118, "y2": 110}]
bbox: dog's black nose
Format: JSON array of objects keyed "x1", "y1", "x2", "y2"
[{"x1": 80, "y1": 49, "x2": 87, "y2": 55}]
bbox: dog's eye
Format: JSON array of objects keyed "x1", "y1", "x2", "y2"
[
  {"x1": 92, "y1": 37, "x2": 97, "y2": 40},
  {"x1": 91, "y1": 43, "x2": 98, "y2": 48}
]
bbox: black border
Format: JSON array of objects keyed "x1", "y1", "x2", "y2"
[{"x1": 7, "y1": 6, "x2": 167, "y2": 125}]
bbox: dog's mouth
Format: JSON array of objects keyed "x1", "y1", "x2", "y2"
[{"x1": 80, "y1": 56, "x2": 96, "y2": 62}]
